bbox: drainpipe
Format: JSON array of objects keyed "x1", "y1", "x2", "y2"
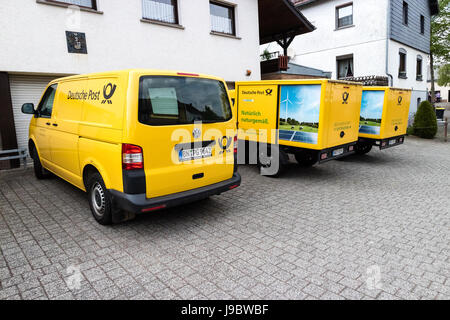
[{"x1": 386, "y1": 0, "x2": 393, "y2": 87}]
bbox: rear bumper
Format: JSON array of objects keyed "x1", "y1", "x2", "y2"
[
  {"x1": 360, "y1": 135, "x2": 405, "y2": 150},
  {"x1": 109, "y1": 172, "x2": 241, "y2": 214},
  {"x1": 318, "y1": 142, "x2": 357, "y2": 163}
]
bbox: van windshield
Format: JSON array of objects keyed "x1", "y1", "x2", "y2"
[{"x1": 138, "y1": 76, "x2": 232, "y2": 126}]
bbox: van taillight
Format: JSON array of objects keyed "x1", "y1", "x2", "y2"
[
  {"x1": 122, "y1": 144, "x2": 143, "y2": 170},
  {"x1": 234, "y1": 134, "x2": 238, "y2": 154}
]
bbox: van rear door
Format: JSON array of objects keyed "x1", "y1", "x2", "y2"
[
  {"x1": 129, "y1": 75, "x2": 235, "y2": 199},
  {"x1": 325, "y1": 82, "x2": 362, "y2": 148},
  {"x1": 383, "y1": 89, "x2": 411, "y2": 138}
]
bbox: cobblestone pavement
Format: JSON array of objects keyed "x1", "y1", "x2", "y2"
[{"x1": 0, "y1": 137, "x2": 449, "y2": 300}]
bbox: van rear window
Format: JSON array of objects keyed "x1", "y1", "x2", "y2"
[{"x1": 139, "y1": 76, "x2": 232, "y2": 126}]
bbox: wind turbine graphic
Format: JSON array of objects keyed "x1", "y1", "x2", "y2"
[{"x1": 281, "y1": 91, "x2": 293, "y2": 122}]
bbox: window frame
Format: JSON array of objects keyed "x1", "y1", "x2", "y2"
[
  {"x1": 37, "y1": 84, "x2": 58, "y2": 119},
  {"x1": 402, "y1": 1, "x2": 409, "y2": 26},
  {"x1": 141, "y1": 0, "x2": 180, "y2": 25},
  {"x1": 399, "y1": 49, "x2": 407, "y2": 79},
  {"x1": 416, "y1": 55, "x2": 423, "y2": 81},
  {"x1": 209, "y1": 1, "x2": 237, "y2": 36},
  {"x1": 45, "y1": 0, "x2": 97, "y2": 10},
  {"x1": 335, "y1": 2, "x2": 354, "y2": 30},
  {"x1": 420, "y1": 15, "x2": 425, "y2": 34},
  {"x1": 336, "y1": 54, "x2": 354, "y2": 80}
]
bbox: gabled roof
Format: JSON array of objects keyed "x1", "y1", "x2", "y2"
[
  {"x1": 259, "y1": 0, "x2": 315, "y2": 45},
  {"x1": 293, "y1": 0, "x2": 440, "y2": 16}
]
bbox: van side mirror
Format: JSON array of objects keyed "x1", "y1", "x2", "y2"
[{"x1": 21, "y1": 103, "x2": 35, "y2": 115}]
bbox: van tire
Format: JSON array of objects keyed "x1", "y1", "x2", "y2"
[
  {"x1": 87, "y1": 173, "x2": 113, "y2": 225},
  {"x1": 258, "y1": 145, "x2": 289, "y2": 177},
  {"x1": 295, "y1": 150, "x2": 318, "y2": 167},
  {"x1": 355, "y1": 143, "x2": 372, "y2": 155},
  {"x1": 32, "y1": 147, "x2": 50, "y2": 179}
]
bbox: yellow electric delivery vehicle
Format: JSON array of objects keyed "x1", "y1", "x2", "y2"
[
  {"x1": 22, "y1": 70, "x2": 240, "y2": 225},
  {"x1": 355, "y1": 87, "x2": 411, "y2": 154},
  {"x1": 235, "y1": 79, "x2": 363, "y2": 176}
]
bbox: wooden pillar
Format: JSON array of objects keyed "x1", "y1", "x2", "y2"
[{"x1": 0, "y1": 72, "x2": 19, "y2": 169}]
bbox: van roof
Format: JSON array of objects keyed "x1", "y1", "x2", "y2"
[
  {"x1": 236, "y1": 79, "x2": 363, "y2": 86},
  {"x1": 49, "y1": 69, "x2": 226, "y2": 84}
]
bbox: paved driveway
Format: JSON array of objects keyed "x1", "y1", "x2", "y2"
[{"x1": 0, "y1": 137, "x2": 449, "y2": 300}]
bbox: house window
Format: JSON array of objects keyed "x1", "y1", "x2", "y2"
[
  {"x1": 403, "y1": 1, "x2": 409, "y2": 25},
  {"x1": 210, "y1": 1, "x2": 236, "y2": 35},
  {"x1": 416, "y1": 55, "x2": 423, "y2": 81},
  {"x1": 336, "y1": 3, "x2": 353, "y2": 29},
  {"x1": 337, "y1": 55, "x2": 354, "y2": 79},
  {"x1": 399, "y1": 49, "x2": 407, "y2": 78},
  {"x1": 420, "y1": 15, "x2": 425, "y2": 34},
  {"x1": 47, "y1": 0, "x2": 97, "y2": 9},
  {"x1": 142, "y1": 0, "x2": 179, "y2": 24}
]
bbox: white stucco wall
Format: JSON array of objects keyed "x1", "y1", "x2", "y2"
[
  {"x1": 388, "y1": 40, "x2": 429, "y2": 119},
  {"x1": 0, "y1": 0, "x2": 260, "y2": 82},
  {"x1": 263, "y1": 0, "x2": 389, "y2": 77},
  {"x1": 388, "y1": 40, "x2": 429, "y2": 91}
]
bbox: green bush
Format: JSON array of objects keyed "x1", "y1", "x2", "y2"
[
  {"x1": 406, "y1": 126, "x2": 414, "y2": 136},
  {"x1": 412, "y1": 101, "x2": 438, "y2": 139}
]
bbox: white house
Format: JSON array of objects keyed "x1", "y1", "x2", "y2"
[
  {"x1": 0, "y1": 0, "x2": 314, "y2": 169},
  {"x1": 264, "y1": 0, "x2": 439, "y2": 121}
]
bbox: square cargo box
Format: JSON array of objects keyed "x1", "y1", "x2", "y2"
[
  {"x1": 359, "y1": 87, "x2": 411, "y2": 140},
  {"x1": 235, "y1": 79, "x2": 363, "y2": 151}
]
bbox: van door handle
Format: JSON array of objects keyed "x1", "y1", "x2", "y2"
[
  {"x1": 52, "y1": 123, "x2": 58, "y2": 127},
  {"x1": 46, "y1": 122, "x2": 51, "y2": 126}
]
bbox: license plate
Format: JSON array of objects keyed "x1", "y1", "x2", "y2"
[
  {"x1": 332, "y1": 148, "x2": 344, "y2": 157},
  {"x1": 179, "y1": 147, "x2": 212, "y2": 162},
  {"x1": 389, "y1": 139, "x2": 397, "y2": 146}
]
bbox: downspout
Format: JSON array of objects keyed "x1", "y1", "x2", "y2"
[{"x1": 386, "y1": 0, "x2": 394, "y2": 86}]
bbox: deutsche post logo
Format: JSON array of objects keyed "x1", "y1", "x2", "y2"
[
  {"x1": 102, "y1": 83, "x2": 117, "y2": 104},
  {"x1": 265, "y1": 89, "x2": 273, "y2": 96},
  {"x1": 342, "y1": 92, "x2": 349, "y2": 104},
  {"x1": 218, "y1": 136, "x2": 232, "y2": 152},
  {"x1": 398, "y1": 96, "x2": 403, "y2": 105}
]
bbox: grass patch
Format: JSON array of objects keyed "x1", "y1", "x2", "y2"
[
  {"x1": 359, "y1": 121, "x2": 381, "y2": 127},
  {"x1": 279, "y1": 124, "x2": 319, "y2": 133}
]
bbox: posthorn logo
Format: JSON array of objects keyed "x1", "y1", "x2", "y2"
[
  {"x1": 102, "y1": 83, "x2": 117, "y2": 104},
  {"x1": 398, "y1": 96, "x2": 403, "y2": 105},
  {"x1": 265, "y1": 89, "x2": 273, "y2": 96},
  {"x1": 342, "y1": 92, "x2": 350, "y2": 104},
  {"x1": 218, "y1": 136, "x2": 232, "y2": 151}
]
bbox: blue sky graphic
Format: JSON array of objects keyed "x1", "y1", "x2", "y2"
[
  {"x1": 361, "y1": 91, "x2": 385, "y2": 120},
  {"x1": 279, "y1": 85, "x2": 321, "y2": 123}
]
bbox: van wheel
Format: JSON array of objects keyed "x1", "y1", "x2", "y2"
[
  {"x1": 87, "y1": 173, "x2": 113, "y2": 225},
  {"x1": 295, "y1": 151, "x2": 318, "y2": 167},
  {"x1": 32, "y1": 147, "x2": 50, "y2": 179},
  {"x1": 258, "y1": 146, "x2": 289, "y2": 177},
  {"x1": 355, "y1": 143, "x2": 372, "y2": 155}
]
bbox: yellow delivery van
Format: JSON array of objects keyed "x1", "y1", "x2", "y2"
[
  {"x1": 235, "y1": 79, "x2": 363, "y2": 176},
  {"x1": 229, "y1": 89, "x2": 237, "y2": 116},
  {"x1": 21, "y1": 69, "x2": 240, "y2": 225},
  {"x1": 355, "y1": 87, "x2": 411, "y2": 154}
]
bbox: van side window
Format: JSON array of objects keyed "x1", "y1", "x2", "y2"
[{"x1": 37, "y1": 84, "x2": 57, "y2": 118}]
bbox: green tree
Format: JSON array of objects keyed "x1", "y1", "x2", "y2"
[
  {"x1": 437, "y1": 64, "x2": 450, "y2": 86},
  {"x1": 413, "y1": 101, "x2": 438, "y2": 139},
  {"x1": 430, "y1": 0, "x2": 450, "y2": 104}
]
